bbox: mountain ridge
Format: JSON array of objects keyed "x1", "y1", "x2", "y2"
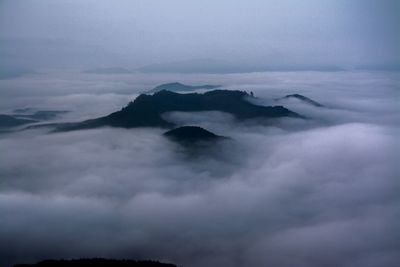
[
  {"x1": 0, "y1": 114, "x2": 37, "y2": 129},
  {"x1": 276, "y1": 94, "x2": 324, "y2": 107},
  {"x1": 54, "y1": 89, "x2": 303, "y2": 132}
]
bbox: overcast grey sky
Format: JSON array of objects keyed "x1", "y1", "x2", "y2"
[{"x1": 0, "y1": 0, "x2": 399, "y2": 69}]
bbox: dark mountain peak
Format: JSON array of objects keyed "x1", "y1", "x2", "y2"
[
  {"x1": 153, "y1": 89, "x2": 180, "y2": 96},
  {"x1": 53, "y1": 89, "x2": 303, "y2": 132},
  {"x1": 278, "y1": 94, "x2": 324, "y2": 107},
  {"x1": 164, "y1": 126, "x2": 228, "y2": 148},
  {"x1": 164, "y1": 126, "x2": 222, "y2": 143},
  {"x1": 131, "y1": 93, "x2": 152, "y2": 104},
  {"x1": 204, "y1": 89, "x2": 247, "y2": 97},
  {"x1": 160, "y1": 82, "x2": 184, "y2": 87}
]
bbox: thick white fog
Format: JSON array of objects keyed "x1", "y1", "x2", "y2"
[{"x1": 0, "y1": 71, "x2": 399, "y2": 267}]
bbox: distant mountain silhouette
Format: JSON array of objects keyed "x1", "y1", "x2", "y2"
[
  {"x1": 84, "y1": 67, "x2": 132, "y2": 74},
  {"x1": 146, "y1": 82, "x2": 220, "y2": 93},
  {"x1": 14, "y1": 258, "x2": 176, "y2": 267},
  {"x1": 277, "y1": 94, "x2": 324, "y2": 107},
  {"x1": 137, "y1": 58, "x2": 236, "y2": 73},
  {"x1": 0, "y1": 114, "x2": 37, "y2": 128},
  {"x1": 13, "y1": 107, "x2": 35, "y2": 114},
  {"x1": 136, "y1": 58, "x2": 344, "y2": 74},
  {"x1": 13, "y1": 110, "x2": 69, "y2": 120},
  {"x1": 164, "y1": 126, "x2": 224, "y2": 145},
  {"x1": 54, "y1": 90, "x2": 303, "y2": 132},
  {"x1": 0, "y1": 68, "x2": 36, "y2": 79}
]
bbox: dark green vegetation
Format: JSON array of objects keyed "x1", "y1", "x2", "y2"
[
  {"x1": 0, "y1": 114, "x2": 37, "y2": 128},
  {"x1": 277, "y1": 94, "x2": 324, "y2": 107},
  {"x1": 164, "y1": 126, "x2": 224, "y2": 144},
  {"x1": 146, "y1": 82, "x2": 220, "y2": 93},
  {"x1": 14, "y1": 259, "x2": 176, "y2": 267},
  {"x1": 55, "y1": 89, "x2": 302, "y2": 132}
]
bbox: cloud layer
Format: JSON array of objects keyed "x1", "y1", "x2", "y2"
[{"x1": 0, "y1": 71, "x2": 399, "y2": 267}]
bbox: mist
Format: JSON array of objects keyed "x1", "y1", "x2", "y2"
[
  {"x1": 0, "y1": 70, "x2": 399, "y2": 267},
  {"x1": 1, "y1": 0, "x2": 399, "y2": 266}
]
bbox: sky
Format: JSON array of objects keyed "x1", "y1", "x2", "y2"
[{"x1": 0, "y1": 0, "x2": 399, "y2": 69}]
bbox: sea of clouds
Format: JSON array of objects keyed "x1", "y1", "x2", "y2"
[{"x1": 0, "y1": 70, "x2": 399, "y2": 267}]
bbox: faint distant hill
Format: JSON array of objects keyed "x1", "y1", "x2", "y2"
[
  {"x1": 52, "y1": 90, "x2": 303, "y2": 132},
  {"x1": 0, "y1": 114, "x2": 37, "y2": 129},
  {"x1": 137, "y1": 58, "x2": 344, "y2": 74},
  {"x1": 353, "y1": 64, "x2": 400, "y2": 71},
  {"x1": 1, "y1": 108, "x2": 69, "y2": 130},
  {"x1": 13, "y1": 109, "x2": 69, "y2": 120},
  {"x1": 137, "y1": 59, "x2": 242, "y2": 74},
  {"x1": 146, "y1": 82, "x2": 220, "y2": 93},
  {"x1": 84, "y1": 67, "x2": 132, "y2": 74},
  {"x1": 276, "y1": 94, "x2": 324, "y2": 107},
  {"x1": 14, "y1": 258, "x2": 177, "y2": 267},
  {"x1": 0, "y1": 68, "x2": 36, "y2": 79}
]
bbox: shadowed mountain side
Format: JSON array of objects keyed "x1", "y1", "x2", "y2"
[
  {"x1": 55, "y1": 90, "x2": 303, "y2": 132},
  {"x1": 0, "y1": 114, "x2": 37, "y2": 129},
  {"x1": 276, "y1": 94, "x2": 324, "y2": 107},
  {"x1": 146, "y1": 82, "x2": 220, "y2": 93},
  {"x1": 14, "y1": 259, "x2": 177, "y2": 267},
  {"x1": 163, "y1": 126, "x2": 233, "y2": 160}
]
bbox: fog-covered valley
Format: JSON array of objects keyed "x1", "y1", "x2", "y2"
[{"x1": 0, "y1": 70, "x2": 399, "y2": 267}]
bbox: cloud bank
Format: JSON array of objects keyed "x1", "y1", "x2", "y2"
[{"x1": 0, "y1": 71, "x2": 399, "y2": 267}]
